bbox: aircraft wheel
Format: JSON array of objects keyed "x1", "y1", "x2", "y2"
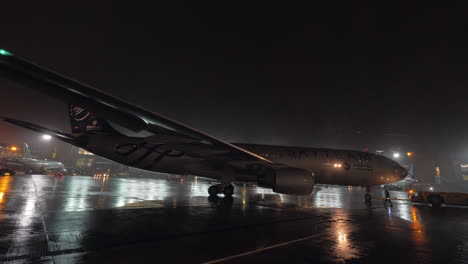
[
  {"x1": 364, "y1": 193, "x2": 372, "y2": 202},
  {"x1": 208, "y1": 185, "x2": 221, "y2": 196},
  {"x1": 428, "y1": 195, "x2": 443, "y2": 207},
  {"x1": 223, "y1": 184, "x2": 234, "y2": 197}
]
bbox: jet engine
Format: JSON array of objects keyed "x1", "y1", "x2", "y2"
[{"x1": 258, "y1": 167, "x2": 314, "y2": 195}]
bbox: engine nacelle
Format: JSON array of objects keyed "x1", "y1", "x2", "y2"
[{"x1": 258, "y1": 168, "x2": 314, "y2": 195}]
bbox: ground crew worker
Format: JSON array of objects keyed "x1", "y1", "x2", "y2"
[{"x1": 384, "y1": 189, "x2": 392, "y2": 206}]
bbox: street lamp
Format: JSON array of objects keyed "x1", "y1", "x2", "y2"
[
  {"x1": 393, "y1": 152, "x2": 400, "y2": 159},
  {"x1": 42, "y1": 135, "x2": 52, "y2": 141}
]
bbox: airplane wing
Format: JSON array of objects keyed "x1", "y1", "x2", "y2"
[{"x1": 0, "y1": 50, "x2": 277, "y2": 176}]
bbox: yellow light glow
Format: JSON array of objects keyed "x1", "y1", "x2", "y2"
[
  {"x1": 407, "y1": 152, "x2": 414, "y2": 157},
  {"x1": 333, "y1": 163, "x2": 342, "y2": 168},
  {"x1": 0, "y1": 176, "x2": 12, "y2": 208},
  {"x1": 10, "y1": 146, "x2": 17, "y2": 151}
]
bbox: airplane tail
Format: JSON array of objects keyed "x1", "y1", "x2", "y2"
[
  {"x1": 69, "y1": 105, "x2": 119, "y2": 135},
  {"x1": 23, "y1": 143, "x2": 31, "y2": 159},
  {"x1": 408, "y1": 164, "x2": 415, "y2": 180}
]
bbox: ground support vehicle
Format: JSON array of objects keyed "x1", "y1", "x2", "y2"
[{"x1": 409, "y1": 190, "x2": 468, "y2": 207}]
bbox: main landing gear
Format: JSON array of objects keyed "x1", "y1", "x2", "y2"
[{"x1": 208, "y1": 183, "x2": 234, "y2": 197}]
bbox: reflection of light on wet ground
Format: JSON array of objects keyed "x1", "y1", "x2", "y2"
[
  {"x1": 330, "y1": 211, "x2": 360, "y2": 261},
  {"x1": 18, "y1": 198, "x2": 36, "y2": 227},
  {"x1": 311, "y1": 186, "x2": 344, "y2": 208},
  {"x1": 189, "y1": 181, "x2": 207, "y2": 197},
  {"x1": 115, "y1": 178, "x2": 171, "y2": 208},
  {"x1": 386, "y1": 206, "x2": 393, "y2": 223},
  {"x1": 410, "y1": 206, "x2": 426, "y2": 237},
  {"x1": 94, "y1": 174, "x2": 110, "y2": 192},
  {"x1": 247, "y1": 187, "x2": 284, "y2": 207},
  {"x1": 0, "y1": 176, "x2": 11, "y2": 208},
  {"x1": 9, "y1": 193, "x2": 39, "y2": 253},
  {"x1": 408, "y1": 206, "x2": 430, "y2": 262},
  {"x1": 252, "y1": 187, "x2": 278, "y2": 199},
  {"x1": 389, "y1": 196, "x2": 424, "y2": 230},
  {"x1": 241, "y1": 186, "x2": 247, "y2": 210},
  {"x1": 66, "y1": 177, "x2": 92, "y2": 211},
  {"x1": 411, "y1": 207, "x2": 418, "y2": 222},
  {"x1": 395, "y1": 202, "x2": 412, "y2": 222},
  {"x1": 384, "y1": 198, "x2": 429, "y2": 261},
  {"x1": 3, "y1": 174, "x2": 467, "y2": 263},
  {"x1": 338, "y1": 231, "x2": 347, "y2": 242},
  {"x1": 25, "y1": 174, "x2": 421, "y2": 213}
]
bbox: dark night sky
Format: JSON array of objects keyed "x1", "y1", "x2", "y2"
[{"x1": 1, "y1": 2, "x2": 468, "y2": 176}]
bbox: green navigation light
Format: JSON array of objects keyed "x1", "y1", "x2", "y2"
[{"x1": 0, "y1": 49, "x2": 13, "y2": 56}]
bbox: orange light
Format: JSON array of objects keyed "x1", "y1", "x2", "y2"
[
  {"x1": 407, "y1": 152, "x2": 414, "y2": 157},
  {"x1": 409, "y1": 189, "x2": 414, "y2": 194},
  {"x1": 10, "y1": 146, "x2": 17, "y2": 151}
]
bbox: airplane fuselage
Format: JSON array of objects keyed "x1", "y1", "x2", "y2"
[
  {"x1": 79, "y1": 134, "x2": 405, "y2": 187},
  {"x1": 238, "y1": 144, "x2": 405, "y2": 186}
]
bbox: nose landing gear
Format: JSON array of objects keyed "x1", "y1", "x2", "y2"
[
  {"x1": 208, "y1": 183, "x2": 234, "y2": 197},
  {"x1": 365, "y1": 193, "x2": 372, "y2": 202},
  {"x1": 364, "y1": 185, "x2": 372, "y2": 203}
]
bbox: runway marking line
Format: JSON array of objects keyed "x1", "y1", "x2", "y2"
[{"x1": 200, "y1": 233, "x2": 323, "y2": 264}]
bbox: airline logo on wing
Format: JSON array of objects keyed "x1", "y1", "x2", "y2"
[
  {"x1": 70, "y1": 106, "x2": 92, "y2": 121},
  {"x1": 69, "y1": 105, "x2": 104, "y2": 132}
]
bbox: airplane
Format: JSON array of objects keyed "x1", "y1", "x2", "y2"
[
  {"x1": 0, "y1": 143, "x2": 65, "y2": 175},
  {"x1": 0, "y1": 49, "x2": 407, "y2": 201}
]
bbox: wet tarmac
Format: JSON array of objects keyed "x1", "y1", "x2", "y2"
[{"x1": 0, "y1": 174, "x2": 467, "y2": 263}]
